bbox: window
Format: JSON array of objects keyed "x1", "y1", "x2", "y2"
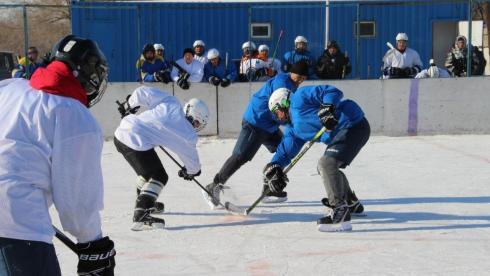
[
  {"x1": 251, "y1": 23, "x2": 272, "y2": 39},
  {"x1": 353, "y1": 21, "x2": 376, "y2": 38}
]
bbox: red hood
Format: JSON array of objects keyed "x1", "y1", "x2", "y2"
[{"x1": 29, "y1": 61, "x2": 87, "y2": 106}]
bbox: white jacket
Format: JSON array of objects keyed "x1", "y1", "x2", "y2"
[
  {"x1": 239, "y1": 58, "x2": 268, "y2": 75},
  {"x1": 194, "y1": 54, "x2": 208, "y2": 65},
  {"x1": 382, "y1": 47, "x2": 423, "y2": 71},
  {"x1": 0, "y1": 78, "x2": 104, "y2": 244},
  {"x1": 171, "y1": 58, "x2": 204, "y2": 83},
  {"x1": 114, "y1": 86, "x2": 201, "y2": 174}
]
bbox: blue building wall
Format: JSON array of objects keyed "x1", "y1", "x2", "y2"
[{"x1": 72, "y1": 1, "x2": 468, "y2": 81}]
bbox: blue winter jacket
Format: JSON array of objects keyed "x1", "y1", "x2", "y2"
[
  {"x1": 271, "y1": 85, "x2": 365, "y2": 168},
  {"x1": 136, "y1": 55, "x2": 171, "y2": 82},
  {"x1": 282, "y1": 50, "x2": 316, "y2": 79},
  {"x1": 203, "y1": 59, "x2": 237, "y2": 82},
  {"x1": 242, "y1": 73, "x2": 298, "y2": 133}
]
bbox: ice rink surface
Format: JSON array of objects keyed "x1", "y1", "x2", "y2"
[{"x1": 52, "y1": 135, "x2": 490, "y2": 275}]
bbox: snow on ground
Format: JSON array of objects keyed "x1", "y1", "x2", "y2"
[{"x1": 52, "y1": 135, "x2": 490, "y2": 275}]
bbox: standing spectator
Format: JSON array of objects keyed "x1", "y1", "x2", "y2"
[
  {"x1": 257, "y1": 44, "x2": 282, "y2": 80},
  {"x1": 136, "y1": 44, "x2": 171, "y2": 83},
  {"x1": 282, "y1": 36, "x2": 316, "y2": 79},
  {"x1": 445, "y1": 35, "x2": 486, "y2": 77},
  {"x1": 171, "y1": 48, "x2": 204, "y2": 90},
  {"x1": 193, "y1": 40, "x2": 208, "y2": 65},
  {"x1": 239, "y1": 41, "x2": 268, "y2": 82},
  {"x1": 203, "y1": 48, "x2": 237, "y2": 87},
  {"x1": 316, "y1": 40, "x2": 352, "y2": 79},
  {"x1": 382, "y1": 33, "x2": 422, "y2": 79},
  {"x1": 154, "y1": 43, "x2": 165, "y2": 58},
  {"x1": 12, "y1": 46, "x2": 42, "y2": 79}
]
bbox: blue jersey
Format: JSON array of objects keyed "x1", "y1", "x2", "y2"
[
  {"x1": 282, "y1": 50, "x2": 316, "y2": 78},
  {"x1": 203, "y1": 59, "x2": 237, "y2": 82},
  {"x1": 136, "y1": 55, "x2": 171, "y2": 82},
  {"x1": 271, "y1": 85, "x2": 365, "y2": 168},
  {"x1": 12, "y1": 57, "x2": 42, "y2": 79},
  {"x1": 242, "y1": 73, "x2": 298, "y2": 133}
]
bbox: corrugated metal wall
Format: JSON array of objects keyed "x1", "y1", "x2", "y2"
[
  {"x1": 72, "y1": 1, "x2": 469, "y2": 81},
  {"x1": 72, "y1": 1, "x2": 325, "y2": 81}
]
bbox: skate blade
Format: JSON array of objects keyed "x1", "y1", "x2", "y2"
[
  {"x1": 261, "y1": 196, "x2": 288, "y2": 204},
  {"x1": 131, "y1": 221, "x2": 165, "y2": 231},
  {"x1": 317, "y1": 221, "x2": 352, "y2": 232}
]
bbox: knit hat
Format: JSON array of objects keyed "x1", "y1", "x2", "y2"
[
  {"x1": 183, "y1": 48, "x2": 194, "y2": 56},
  {"x1": 290, "y1": 60, "x2": 309, "y2": 76}
]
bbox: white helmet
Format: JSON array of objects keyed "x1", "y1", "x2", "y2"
[
  {"x1": 193, "y1": 40, "x2": 205, "y2": 48},
  {"x1": 427, "y1": 59, "x2": 440, "y2": 78},
  {"x1": 396, "y1": 33, "x2": 408, "y2": 41},
  {"x1": 294, "y1": 36, "x2": 308, "y2": 44},
  {"x1": 258, "y1": 44, "x2": 269, "y2": 52},
  {"x1": 183, "y1": 98, "x2": 210, "y2": 132},
  {"x1": 268, "y1": 88, "x2": 292, "y2": 113},
  {"x1": 154, "y1": 43, "x2": 164, "y2": 51},
  {"x1": 207, "y1": 48, "x2": 220, "y2": 60},
  {"x1": 242, "y1": 41, "x2": 256, "y2": 50}
]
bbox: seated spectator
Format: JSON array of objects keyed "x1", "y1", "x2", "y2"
[
  {"x1": 238, "y1": 41, "x2": 268, "y2": 82},
  {"x1": 136, "y1": 44, "x2": 171, "y2": 83},
  {"x1": 445, "y1": 35, "x2": 486, "y2": 77},
  {"x1": 203, "y1": 48, "x2": 237, "y2": 88},
  {"x1": 193, "y1": 40, "x2": 207, "y2": 65},
  {"x1": 382, "y1": 33, "x2": 422, "y2": 79},
  {"x1": 316, "y1": 40, "x2": 351, "y2": 79},
  {"x1": 415, "y1": 59, "x2": 451, "y2": 79},
  {"x1": 171, "y1": 48, "x2": 204, "y2": 90},
  {"x1": 257, "y1": 44, "x2": 282, "y2": 80},
  {"x1": 282, "y1": 36, "x2": 316, "y2": 79},
  {"x1": 12, "y1": 46, "x2": 42, "y2": 79}
]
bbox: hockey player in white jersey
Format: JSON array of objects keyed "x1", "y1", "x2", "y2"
[
  {"x1": 114, "y1": 86, "x2": 209, "y2": 230},
  {"x1": 171, "y1": 48, "x2": 205, "y2": 89},
  {"x1": 239, "y1": 41, "x2": 269, "y2": 81},
  {"x1": 382, "y1": 33, "x2": 423, "y2": 79},
  {"x1": 257, "y1": 44, "x2": 282, "y2": 80},
  {"x1": 193, "y1": 40, "x2": 208, "y2": 65},
  {"x1": 0, "y1": 35, "x2": 115, "y2": 275}
]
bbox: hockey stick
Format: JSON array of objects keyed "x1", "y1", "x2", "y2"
[
  {"x1": 269, "y1": 30, "x2": 284, "y2": 69},
  {"x1": 53, "y1": 225, "x2": 77, "y2": 253},
  {"x1": 244, "y1": 127, "x2": 327, "y2": 215},
  {"x1": 158, "y1": 146, "x2": 244, "y2": 215},
  {"x1": 386, "y1": 42, "x2": 394, "y2": 50}
]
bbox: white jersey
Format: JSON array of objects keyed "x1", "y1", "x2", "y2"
[
  {"x1": 171, "y1": 58, "x2": 204, "y2": 83},
  {"x1": 194, "y1": 54, "x2": 208, "y2": 65},
  {"x1": 264, "y1": 58, "x2": 282, "y2": 74},
  {"x1": 0, "y1": 78, "x2": 103, "y2": 244},
  {"x1": 382, "y1": 47, "x2": 423, "y2": 70},
  {"x1": 239, "y1": 58, "x2": 268, "y2": 75},
  {"x1": 114, "y1": 86, "x2": 201, "y2": 174}
]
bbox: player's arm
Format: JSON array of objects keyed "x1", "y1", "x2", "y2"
[{"x1": 271, "y1": 127, "x2": 306, "y2": 168}]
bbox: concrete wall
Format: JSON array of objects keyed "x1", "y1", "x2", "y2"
[{"x1": 92, "y1": 77, "x2": 490, "y2": 138}]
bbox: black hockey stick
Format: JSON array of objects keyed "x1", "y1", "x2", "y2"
[
  {"x1": 244, "y1": 127, "x2": 327, "y2": 215},
  {"x1": 158, "y1": 146, "x2": 244, "y2": 215},
  {"x1": 53, "y1": 225, "x2": 77, "y2": 253}
]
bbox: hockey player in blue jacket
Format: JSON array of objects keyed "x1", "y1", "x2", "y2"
[
  {"x1": 263, "y1": 85, "x2": 370, "y2": 232},
  {"x1": 202, "y1": 61, "x2": 308, "y2": 208},
  {"x1": 203, "y1": 48, "x2": 237, "y2": 87},
  {"x1": 282, "y1": 36, "x2": 316, "y2": 79},
  {"x1": 136, "y1": 44, "x2": 172, "y2": 83}
]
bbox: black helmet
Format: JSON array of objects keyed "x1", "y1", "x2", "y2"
[
  {"x1": 142, "y1": 43, "x2": 155, "y2": 54},
  {"x1": 51, "y1": 35, "x2": 109, "y2": 107}
]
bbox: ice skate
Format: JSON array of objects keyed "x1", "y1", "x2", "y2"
[
  {"x1": 202, "y1": 182, "x2": 227, "y2": 209},
  {"x1": 131, "y1": 208, "x2": 165, "y2": 231},
  {"x1": 317, "y1": 203, "x2": 352, "y2": 232},
  {"x1": 347, "y1": 191, "x2": 366, "y2": 217}
]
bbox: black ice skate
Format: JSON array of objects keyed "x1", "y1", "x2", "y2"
[
  {"x1": 317, "y1": 202, "x2": 352, "y2": 232},
  {"x1": 137, "y1": 188, "x2": 164, "y2": 214},
  {"x1": 261, "y1": 185, "x2": 288, "y2": 204},
  {"x1": 131, "y1": 208, "x2": 165, "y2": 231},
  {"x1": 347, "y1": 191, "x2": 366, "y2": 217},
  {"x1": 202, "y1": 182, "x2": 227, "y2": 210}
]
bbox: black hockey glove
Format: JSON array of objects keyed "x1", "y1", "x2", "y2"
[
  {"x1": 76, "y1": 236, "x2": 116, "y2": 276},
  {"x1": 154, "y1": 70, "x2": 171, "y2": 84},
  {"x1": 318, "y1": 104, "x2": 338, "y2": 131},
  {"x1": 178, "y1": 167, "x2": 201, "y2": 181},
  {"x1": 209, "y1": 76, "x2": 221, "y2": 86},
  {"x1": 117, "y1": 96, "x2": 140, "y2": 118},
  {"x1": 220, "y1": 78, "x2": 231, "y2": 88},
  {"x1": 263, "y1": 163, "x2": 288, "y2": 193},
  {"x1": 177, "y1": 73, "x2": 190, "y2": 90},
  {"x1": 387, "y1": 67, "x2": 403, "y2": 77},
  {"x1": 403, "y1": 67, "x2": 417, "y2": 77}
]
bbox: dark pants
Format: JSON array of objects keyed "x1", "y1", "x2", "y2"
[
  {"x1": 114, "y1": 137, "x2": 168, "y2": 185},
  {"x1": 318, "y1": 118, "x2": 371, "y2": 206},
  {"x1": 214, "y1": 121, "x2": 282, "y2": 184},
  {"x1": 0, "y1": 237, "x2": 61, "y2": 276}
]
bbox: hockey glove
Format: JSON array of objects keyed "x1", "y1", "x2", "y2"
[
  {"x1": 155, "y1": 70, "x2": 171, "y2": 84},
  {"x1": 263, "y1": 163, "x2": 288, "y2": 193},
  {"x1": 318, "y1": 104, "x2": 338, "y2": 131},
  {"x1": 220, "y1": 78, "x2": 231, "y2": 88},
  {"x1": 388, "y1": 67, "x2": 403, "y2": 77},
  {"x1": 209, "y1": 76, "x2": 221, "y2": 86},
  {"x1": 76, "y1": 236, "x2": 116, "y2": 276},
  {"x1": 178, "y1": 167, "x2": 201, "y2": 181}
]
